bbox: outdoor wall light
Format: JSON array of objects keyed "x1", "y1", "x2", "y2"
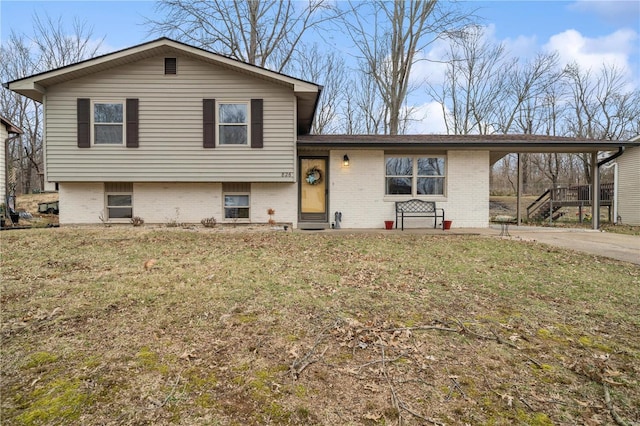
[{"x1": 343, "y1": 154, "x2": 350, "y2": 167}]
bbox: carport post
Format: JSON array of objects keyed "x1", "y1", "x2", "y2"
[
  {"x1": 516, "y1": 153, "x2": 522, "y2": 225},
  {"x1": 591, "y1": 152, "x2": 599, "y2": 230}
]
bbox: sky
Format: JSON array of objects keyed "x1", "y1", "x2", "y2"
[{"x1": 1, "y1": 0, "x2": 639, "y2": 133}]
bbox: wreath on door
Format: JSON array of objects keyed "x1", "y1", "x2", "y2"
[{"x1": 305, "y1": 166, "x2": 322, "y2": 185}]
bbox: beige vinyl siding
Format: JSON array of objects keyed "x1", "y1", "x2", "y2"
[
  {"x1": 0, "y1": 124, "x2": 6, "y2": 202},
  {"x1": 44, "y1": 54, "x2": 297, "y2": 182},
  {"x1": 617, "y1": 146, "x2": 640, "y2": 225}
]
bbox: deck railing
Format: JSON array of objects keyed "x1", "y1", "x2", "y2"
[{"x1": 549, "y1": 183, "x2": 613, "y2": 203}]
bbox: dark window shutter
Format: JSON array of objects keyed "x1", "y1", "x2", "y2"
[
  {"x1": 203, "y1": 99, "x2": 216, "y2": 148},
  {"x1": 77, "y1": 98, "x2": 90, "y2": 148},
  {"x1": 126, "y1": 98, "x2": 139, "y2": 148},
  {"x1": 165, "y1": 58, "x2": 177, "y2": 75},
  {"x1": 251, "y1": 99, "x2": 263, "y2": 148}
]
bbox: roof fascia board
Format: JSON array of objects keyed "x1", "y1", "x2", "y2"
[
  {"x1": 7, "y1": 37, "x2": 319, "y2": 96},
  {"x1": 296, "y1": 140, "x2": 636, "y2": 151},
  {"x1": 7, "y1": 40, "x2": 166, "y2": 88},
  {"x1": 1, "y1": 116, "x2": 23, "y2": 134}
]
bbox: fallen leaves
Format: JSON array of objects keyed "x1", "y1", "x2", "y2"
[{"x1": 143, "y1": 258, "x2": 157, "y2": 271}]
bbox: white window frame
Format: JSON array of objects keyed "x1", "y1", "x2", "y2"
[
  {"x1": 385, "y1": 156, "x2": 446, "y2": 197},
  {"x1": 92, "y1": 100, "x2": 125, "y2": 145},
  {"x1": 216, "y1": 101, "x2": 250, "y2": 146},
  {"x1": 105, "y1": 192, "x2": 133, "y2": 221},
  {"x1": 223, "y1": 193, "x2": 250, "y2": 221}
]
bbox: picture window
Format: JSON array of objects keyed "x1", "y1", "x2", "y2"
[{"x1": 385, "y1": 156, "x2": 446, "y2": 196}]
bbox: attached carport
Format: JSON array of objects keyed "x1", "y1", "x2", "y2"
[
  {"x1": 487, "y1": 136, "x2": 640, "y2": 229},
  {"x1": 298, "y1": 134, "x2": 640, "y2": 230}
]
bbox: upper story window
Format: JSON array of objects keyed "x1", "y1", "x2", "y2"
[
  {"x1": 218, "y1": 103, "x2": 248, "y2": 145},
  {"x1": 94, "y1": 102, "x2": 124, "y2": 144},
  {"x1": 385, "y1": 156, "x2": 446, "y2": 196}
]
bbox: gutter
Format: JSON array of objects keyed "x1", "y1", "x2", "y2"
[{"x1": 597, "y1": 146, "x2": 624, "y2": 167}]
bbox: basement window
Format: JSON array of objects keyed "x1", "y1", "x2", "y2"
[
  {"x1": 165, "y1": 57, "x2": 177, "y2": 75},
  {"x1": 223, "y1": 183, "x2": 250, "y2": 221},
  {"x1": 105, "y1": 183, "x2": 133, "y2": 220}
]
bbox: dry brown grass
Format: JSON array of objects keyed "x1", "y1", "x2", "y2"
[
  {"x1": 1, "y1": 228, "x2": 639, "y2": 425},
  {"x1": 14, "y1": 193, "x2": 58, "y2": 214}
]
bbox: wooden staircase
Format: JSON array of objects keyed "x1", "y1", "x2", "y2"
[
  {"x1": 527, "y1": 190, "x2": 564, "y2": 221},
  {"x1": 527, "y1": 183, "x2": 614, "y2": 222}
]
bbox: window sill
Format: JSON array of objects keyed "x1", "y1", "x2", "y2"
[{"x1": 384, "y1": 195, "x2": 447, "y2": 202}]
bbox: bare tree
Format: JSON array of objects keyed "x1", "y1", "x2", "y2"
[
  {"x1": 428, "y1": 25, "x2": 510, "y2": 135},
  {"x1": 146, "y1": 0, "x2": 335, "y2": 73},
  {"x1": 32, "y1": 14, "x2": 104, "y2": 70},
  {"x1": 292, "y1": 43, "x2": 347, "y2": 134},
  {"x1": 343, "y1": 0, "x2": 471, "y2": 135},
  {"x1": 498, "y1": 53, "x2": 560, "y2": 134},
  {"x1": 1, "y1": 14, "x2": 102, "y2": 195},
  {"x1": 2, "y1": 32, "x2": 43, "y2": 194},
  {"x1": 564, "y1": 63, "x2": 640, "y2": 140},
  {"x1": 563, "y1": 63, "x2": 640, "y2": 182},
  {"x1": 343, "y1": 68, "x2": 388, "y2": 134}
]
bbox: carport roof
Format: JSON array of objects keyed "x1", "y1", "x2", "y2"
[{"x1": 297, "y1": 134, "x2": 639, "y2": 164}]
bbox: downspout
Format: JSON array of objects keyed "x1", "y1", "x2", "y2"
[
  {"x1": 593, "y1": 147, "x2": 625, "y2": 229},
  {"x1": 613, "y1": 162, "x2": 618, "y2": 223}
]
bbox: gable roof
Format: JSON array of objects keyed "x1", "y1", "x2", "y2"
[
  {"x1": 0, "y1": 116, "x2": 22, "y2": 135},
  {"x1": 5, "y1": 37, "x2": 322, "y2": 134}
]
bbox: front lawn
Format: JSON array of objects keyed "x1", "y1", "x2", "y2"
[{"x1": 1, "y1": 228, "x2": 638, "y2": 425}]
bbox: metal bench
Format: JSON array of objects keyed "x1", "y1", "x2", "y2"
[{"x1": 395, "y1": 199, "x2": 445, "y2": 230}]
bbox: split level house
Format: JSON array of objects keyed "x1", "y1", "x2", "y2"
[{"x1": 5, "y1": 38, "x2": 638, "y2": 229}]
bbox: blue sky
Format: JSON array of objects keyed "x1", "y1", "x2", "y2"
[{"x1": 2, "y1": 0, "x2": 638, "y2": 62}]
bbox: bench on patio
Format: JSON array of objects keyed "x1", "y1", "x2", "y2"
[{"x1": 395, "y1": 199, "x2": 445, "y2": 230}]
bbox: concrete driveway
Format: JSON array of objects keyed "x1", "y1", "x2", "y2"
[{"x1": 501, "y1": 226, "x2": 640, "y2": 265}]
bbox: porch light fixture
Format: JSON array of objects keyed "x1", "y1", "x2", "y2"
[{"x1": 343, "y1": 154, "x2": 350, "y2": 167}]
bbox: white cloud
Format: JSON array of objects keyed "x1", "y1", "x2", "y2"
[
  {"x1": 407, "y1": 101, "x2": 448, "y2": 134},
  {"x1": 502, "y1": 34, "x2": 539, "y2": 60},
  {"x1": 416, "y1": 24, "x2": 540, "y2": 87},
  {"x1": 543, "y1": 28, "x2": 638, "y2": 76},
  {"x1": 568, "y1": 0, "x2": 640, "y2": 26},
  {"x1": 411, "y1": 38, "x2": 451, "y2": 87}
]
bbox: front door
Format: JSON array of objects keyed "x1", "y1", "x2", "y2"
[{"x1": 299, "y1": 157, "x2": 328, "y2": 223}]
